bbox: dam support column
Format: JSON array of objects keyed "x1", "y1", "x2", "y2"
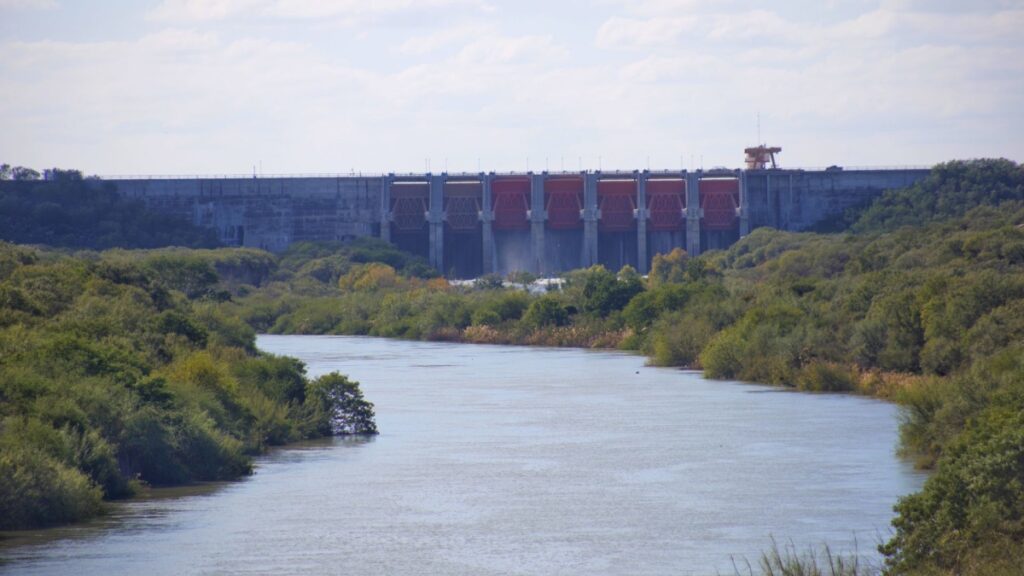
[
  {"x1": 481, "y1": 173, "x2": 496, "y2": 275},
  {"x1": 739, "y1": 171, "x2": 750, "y2": 237},
  {"x1": 380, "y1": 174, "x2": 393, "y2": 243},
  {"x1": 636, "y1": 170, "x2": 648, "y2": 274},
  {"x1": 685, "y1": 171, "x2": 702, "y2": 256},
  {"x1": 429, "y1": 173, "x2": 446, "y2": 273},
  {"x1": 530, "y1": 172, "x2": 546, "y2": 276},
  {"x1": 583, "y1": 172, "x2": 599, "y2": 268}
]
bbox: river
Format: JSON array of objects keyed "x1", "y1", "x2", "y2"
[{"x1": 0, "y1": 335, "x2": 927, "y2": 575}]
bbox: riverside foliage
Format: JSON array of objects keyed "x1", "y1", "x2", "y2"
[{"x1": 0, "y1": 244, "x2": 377, "y2": 530}]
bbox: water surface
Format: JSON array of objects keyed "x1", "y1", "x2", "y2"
[{"x1": 1, "y1": 336, "x2": 926, "y2": 575}]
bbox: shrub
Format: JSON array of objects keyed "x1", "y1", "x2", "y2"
[
  {"x1": 795, "y1": 362, "x2": 858, "y2": 392},
  {"x1": 0, "y1": 443, "x2": 104, "y2": 530},
  {"x1": 522, "y1": 296, "x2": 569, "y2": 328}
]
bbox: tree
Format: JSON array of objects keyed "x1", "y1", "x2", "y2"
[
  {"x1": 649, "y1": 248, "x2": 689, "y2": 286},
  {"x1": 12, "y1": 166, "x2": 41, "y2": 181},
  {"x1": 522, "y1": 296, "x2": 569, "y2": 328},
  {"x1": 306, "y1": 373, "x2": 377, "y2": 435},
  {"x1": 571, "y1": 265, "x2": 644, "y2": 317},
  {"x1": 338, "y1": 263, "x2": 401, "y2": 291}
]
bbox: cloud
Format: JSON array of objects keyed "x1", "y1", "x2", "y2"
[
  {"x1": 0, "y1": 0, "x2": 56, "y2": 8},
  {"x1": 454, "y1": 33, "x2": 567, "y2": 65},
  {"x1": 149, "y1": 0, "x2": 491, "y2": 22},
  {"x1": 599, "y1": 0, "x2": 722, "y2": 16},
  {"x1": 595, "y1": 16, "x2": 696, "y2": 49},
  {"x1": 618, "y1": 54, "x2": 723, "y2": 82},
  {"x1": 396, "y1": 23, "x2": 489, "y2": 55}
]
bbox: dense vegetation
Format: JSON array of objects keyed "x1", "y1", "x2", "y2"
[
  {"x1": 0, "y1": 165, "x2": 219, "y2": 249},
  {"x1": 0, "y1": 243, "x2": 376, "y2": 530}
]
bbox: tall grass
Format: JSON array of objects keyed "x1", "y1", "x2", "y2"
[{"x1": 729, "y1": 539, "x2": 877, "y2": 576}]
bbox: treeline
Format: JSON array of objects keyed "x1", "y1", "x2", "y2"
[
  {"x1": 0, "y1": 165, "x2": 219, "y2": 249},
  {"x1": 0, "y1": 243, "x2": 376, "y2": 530},
  {"x1": 194, "y1": 158, "x2": 1021, "y2": 575}
]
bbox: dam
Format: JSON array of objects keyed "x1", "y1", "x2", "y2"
[{"x1": 102, "y1": 166, "x2": 929, "y2": 277}]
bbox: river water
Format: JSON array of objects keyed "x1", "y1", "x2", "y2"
[{"x1": 1, "y1": 336, "x2": 926, "y2": 575}]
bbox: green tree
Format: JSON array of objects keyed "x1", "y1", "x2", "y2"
[
  {"x1": 306, "y1": 373, "x2": 377, "y2": 435},
  {"x1": 522, "y1": 296, "x2": 569, "y2": 328},
  {"x1": 649, "y1": 248, "x2": 689, "y2": 285}
]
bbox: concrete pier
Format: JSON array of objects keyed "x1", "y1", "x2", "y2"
[
  {"x1": 583, "y1": 172, "x2": 599, "y2": 268},
  {"x1": 529, "y1": 172, "x2": 546, "y2": 276},
  {"x1": 636, "y1": 171, "x2": 648, "y2": 274},
  {"x1": 481, "y1": 173, "x2": 496, "y2": 275},
  {"x1": 739, "y1": 171, "x2": 750, "y2": 238},
  {"x1": 685, "y1": 171, "x2": 702, "y2": 257},
  {"x1": 428, "y1": 173, "x2": 446, "y2": 272},
  {"x1": 380, "y1": 174, "x2": 392, "y2": 243}
]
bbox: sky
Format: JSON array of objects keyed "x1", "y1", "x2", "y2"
[{"x1": 0, "y1": 0, "x2": 1022, "y2": 176}]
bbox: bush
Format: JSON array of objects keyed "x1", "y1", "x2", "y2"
[
  {"x1": 522, "y1": 296, "x2": 569, "y2": 328},
  {"x1": 795, "y1": 362, "x2": 858, "y2": 392},
  {"x1": 700, "y1": 328, "x2": 745, "y2": 379},
  {"x1": 0, "y1": 443, "x2": 104, "y2": 529},
  {"x1": 648, "y1": 312, "x2": 714, "y2": 367}
]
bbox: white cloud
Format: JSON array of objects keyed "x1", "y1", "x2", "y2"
[
  {"x1": 618, "y1": 54, "x2": 723, "y2": 82},
  {"x1": 705, "y1": 9, "x2": 801, "y2": 41},
  {"x1": 396, "y1": 23, "x2": 490, "y2": 55},
  {"x1": 149, "y1": 0, "x2": 491, "y2": 22},
  {"x1": 596, "y1": 16, "x2": 696, "y2": 49},
  {"x1": 0, "y1": 0, "x2": 56, "y2": 8},
  {"x1": 454, "y1": 33, "x2": 567, "y2": 65},
  {"x1": 600, "y1": 0, "x2": 722, "y2": 16}
]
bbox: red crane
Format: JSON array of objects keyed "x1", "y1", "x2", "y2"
[{"x1": 744, "y1": 145, "x2": 782, "y2": 169}]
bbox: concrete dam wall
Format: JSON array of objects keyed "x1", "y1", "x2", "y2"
[{"x1": 104, "y1": 167, "x2": 929, "y2": 278}]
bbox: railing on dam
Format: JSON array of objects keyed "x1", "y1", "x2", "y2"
[
  {"x1": 96, "y1": 172, "x2": 388, "y2": 180},
  {"x1": 95, "y1": 165, "x2": 931, "y2": 181}
]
